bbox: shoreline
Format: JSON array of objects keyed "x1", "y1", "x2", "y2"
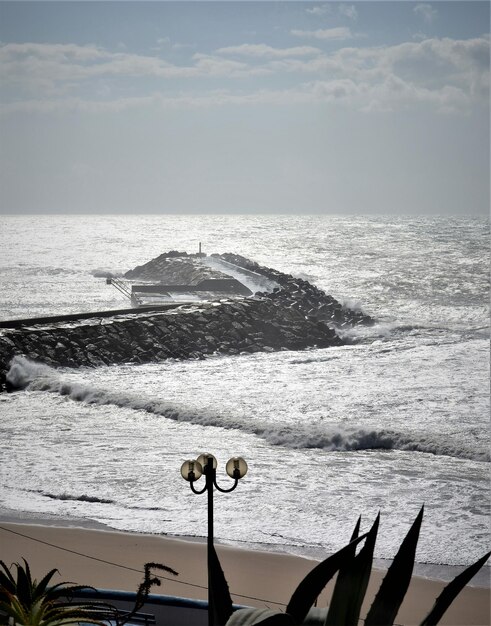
[
  {"x1": 0, "y1": 507, "x2": 488, "y2": 588},
  {"x1": 0, "y1": 512, "x2": 489, "y2": 626}
]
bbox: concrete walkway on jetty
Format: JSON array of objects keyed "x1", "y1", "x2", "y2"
[{"x1": 0, "y1": 304, "x2": 183, "y2": 330}]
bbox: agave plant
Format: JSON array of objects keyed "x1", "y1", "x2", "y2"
[
  {"x1": 210, "y1": 507, "x2": 490, "y2": 626},
  {"x1": 0, "y1": 559, "x2": 180, "y2": 626},
  {"x1": 0, "y1": 559, "x2": 115, "y2": 626}
]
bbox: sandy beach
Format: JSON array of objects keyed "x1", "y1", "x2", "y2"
[{"x1": 0, "y1": 517, "x2": 489, "y2": 626}]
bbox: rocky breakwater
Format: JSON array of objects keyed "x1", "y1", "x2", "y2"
[
  {"x1": 0, "y1": 298, "x2": 342, "y2": 391},
  {"x1": 216, "y1": 253, "x2": 374, "y2": 327}
]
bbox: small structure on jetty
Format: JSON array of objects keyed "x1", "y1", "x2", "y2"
[{"x1": 107, "y1": 249, "x2": 272, "y2": 306}]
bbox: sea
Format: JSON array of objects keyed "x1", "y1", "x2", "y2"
[{"x1": 0, "y1": 214, "x2": 489, "y2": 586}]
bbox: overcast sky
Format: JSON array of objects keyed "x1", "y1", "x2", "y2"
[{"x1": 0, "y1": 1, "x2": 489, "y2": 215}]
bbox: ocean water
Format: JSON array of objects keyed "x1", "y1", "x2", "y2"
[{"x1": 0, "y1": 215, "x2": 489, "y2": 585}]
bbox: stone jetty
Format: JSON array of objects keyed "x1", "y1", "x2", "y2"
[
  {"x1": 0, "y1": 252, "x2": 373, "y2": 391},
  {"x1": 216, "y1": 253, "x2": 372, "y2": 327}
]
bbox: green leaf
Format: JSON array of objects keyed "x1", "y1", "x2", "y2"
[
  {"x1": 251, "y1": 615, "x2": 296, "y2": 626},
  {"x1": 225, "y1": 608, "x2": 294, "y2": 626},
  {"x1": 324, "y1": 518, "x2": 360, "y2": 626},
  {"x1": 286, "y1": 534, "x2": 368, "y2": 625},
  {"x1": 31, "y1": 569, "x2": 59, "y2": 602},
  {"x1": 0, "y1": 560, "x2": 16, "y2": 589},
  {"x1": 209, "y1": 543, "x2": 234, "y2": 626},
  {"x1": 0, "y1": 559, "x2": 123, "y2": 626},
  {"x1": 325, "y1": 513, "x2": 380, "y2": 626},
  {"x1": 365, "y1": 506, "x2": 424, "y2": 626},
  {"x1": 350, "y1": 516, "x2": 362, "y2": 543},
  {"x1": 304, "y1": 607, "x2": 329, "y2": 624},
  {"x1": 44, "y1": 582, "x2": 95, "y2": 601},
  {"x1": 15, "y1": 560, "x2": 32, "y2": 608},
  {"x1": 420, "y1": 550, "x2": 491, "y2": 626}
]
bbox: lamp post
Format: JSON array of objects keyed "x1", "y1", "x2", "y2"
[{"x1": 180, "y1": 453, "x2": 248, "y2": 626}]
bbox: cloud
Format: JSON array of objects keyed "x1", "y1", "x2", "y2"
[
  {"x1": 282, "y1": 35, "x2": 489, "y2": 95},
  {"x1": 1, "y1": 35, "x2": 487, "y2": 116},
  {"x1": 172, "y1": 43, "x2": 195, "y2": 51},
  {"x1": 0, "y1": 41, "x2": 269, "y2": 92},
  {"x1": 291, "y1": 27, "x2": 353, "y2": 41},
  {"x1": 0, "y1": 75, "x2": 472, "y2": 116},
  {"x1": 305, "y1": 4, "x2": 357, "y2": 20},
  {"x1": 414, "y1": 4, "x2": 438, "y2": 24},
  {"x1": 215, "y1": 43, "x2": 322, "y2": 58},
  {"x1": 0, "y1": 42, "x2": 106, "y2": 62},
  {"x1": 338, "y1": 4, "x2": 358, "y2": 20},
  {"x1": 374, "y1": 36, "x2": 490, "y2": 98},
  {"x1": 305, "y1": 4, "x2": 331, "y2": 16},
  {"x1": 192, "y1": 53, "x2": 272, "y2": 77},
  {"x1": 0, "y1": 42, "x2": 181, "y2": 89}
]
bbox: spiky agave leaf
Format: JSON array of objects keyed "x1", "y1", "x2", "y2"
[
  {"x1": 325, "y1": 513, "x2": 380, "y2": 626},
  {"x1": 41, "y1": 582, "x2": 97, "y2": 600},
  {"x1": 41, "y1": 601, "x2": 117, "y2": 626},
  {"x1": 30, "y1": 568, "x2": 60, "y2": 602},
  {"x1": 365, "y1": 505, "x2": 424, "y2": 626},
  {"x1": 209, "y1": 544, "x2": 234, "y2": 626},
  {"x1": 286, "y1": 534, "x2": 368, "y2": 625},
  {"x1": 419, "y1": 550, "x2": 491, "y2": 626},
  {"x1": 33, "y1": 581, "x2": 101, "y2": 623},
  {"x1": 225, "y1": 607, "x2": 295, "y2": 625},
  {"x1": 39, "y1": 618, "x2": 108, "y2": 626},
  {"x1": 0, "y1": 594, "x2": 40, "y2": 625},
  {"x1": 0, "y1": 559, "x2": 116, "y2": 626},
  {"x1": 252, "y1": 615, "x2": 297, "y2": 625},
  {"x1": 324, "y1": 516, "x2": 361, "y2": 626},
  {"x1": 16, "y1": 559, "x2": 34, "y2": 608},
  {"x1": 0, "y1": 560, "x2": 16, "y2": 593},
  {"x1": 0, "y1": 596, "x2": 26, "y2": 624},
  {"x1": 28, "y1": 596, "x2": 117, "y2": 626}
]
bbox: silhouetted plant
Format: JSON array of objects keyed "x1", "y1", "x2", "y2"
[
  {"x1": 0, "y1": 559, "x2": 178, "y2": 626},
  {"x1": 119, "y1": 561, "x2": 178, "y2": 626},
  {"x1": 0, "y1": 558, "x2": 113, "y2": 626},
  {"x1": 213, "y1": 507, "x2": 490, "y2": 626}
]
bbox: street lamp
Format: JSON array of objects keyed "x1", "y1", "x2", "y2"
[{"x1": 180, "y1": 453, "x2": 248, "y2": 626}]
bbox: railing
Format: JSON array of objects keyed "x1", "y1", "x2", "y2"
[
  {"x1": 109, "y1": 278, "x2": 133, "y2": 301},
  {"x1": 108, "y1": 278, "x2": 146, "y2": 307},
  {"x1": 72, "y1": 588, "x2": 247, "y2": 626}
]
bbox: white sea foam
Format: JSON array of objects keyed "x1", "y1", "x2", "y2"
[
  {"x1": 1, "y1": 215, "x2": 489, "y2": 569},
  {"x1": 8, "y1": 356, "x2": 488, "y2": 462},
  {"x1": 6, "y1": 356, "x2": 54, "y2": 389}
]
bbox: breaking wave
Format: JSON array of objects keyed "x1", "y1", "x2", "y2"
[
  {"x1": 7, "y1": 356, "x2": 489, "y2": 463},
  {"x1": 4, "y1": 266, "x2": 81, "y2": 276},
  {"x1": 90, "y1": 269, "x2": 123, "y2": 278},
  {"x1": 42, "y1": 492, "x2": 115, "y2": 504},
  {"x1": 9, "y1": 485, "x2": 168, "y2": 512},
  {"x1": 39, "y1": 493, "x2": 167, "y2": 512}
]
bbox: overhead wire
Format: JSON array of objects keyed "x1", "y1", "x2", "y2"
[
  {"x1": 0, "y1": 525, "x2": 409, "y2": 624},
  {"x1": 0, "y1": 524, "x2": 286, "y2": 607}
]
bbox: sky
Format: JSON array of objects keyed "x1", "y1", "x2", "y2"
[{"x1": 0, "y1": 1, "x2": 489, "y2": 215}]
